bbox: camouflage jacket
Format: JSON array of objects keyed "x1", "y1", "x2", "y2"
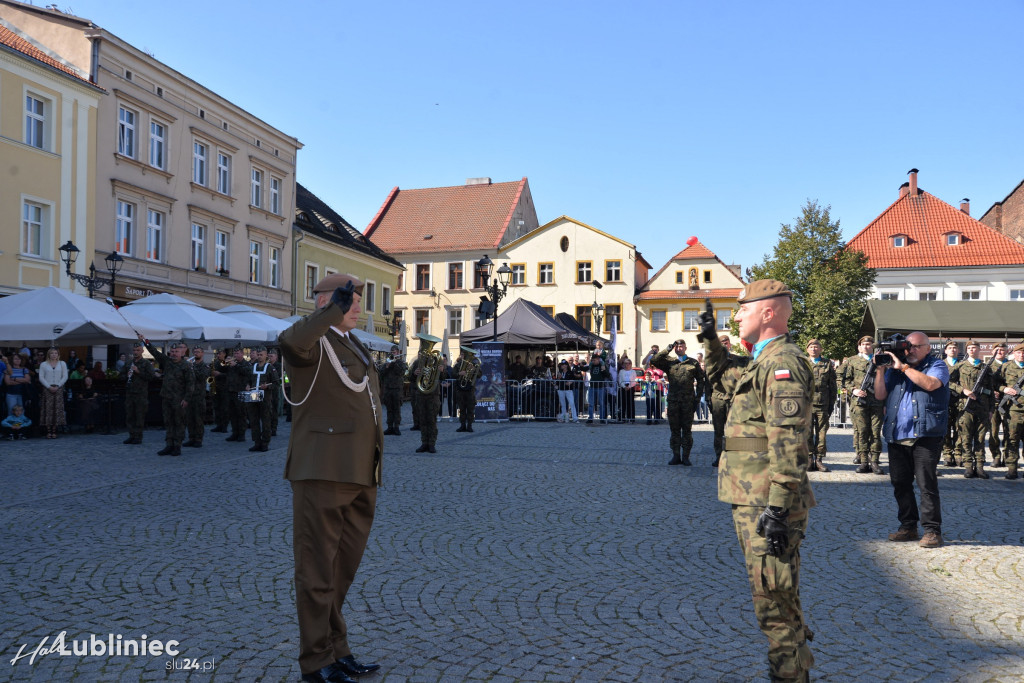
[
  {"x1": 998, "y1": 361, "x2": 1024, "y2": 415},
  {"x1": 124, "y1": 357, "x2": 156, "y2": 396},
  {"x1": 808, "y1": 357, "x2": 837, "y2": 409},
  {"x1": 839, "y1": 354, "x2": 882, "y2": 408},
  {"x1": 703, "y1": 334, "x2": 749, "y2": 403},
  {"x1": 650, "y1": 349, "x2": 706, "y2": 404},
  {"x1": 225, "y1": 358, "x2": 252, "y2": 392},
  {"x1": 718, "y1": 334, "x2": 815, "y2": 511},
  {"x1": 950, "y1": 358, "x2": 997, "y2": 412},
  {"x1": 189, "y1": 360, "x2": 210, "y2": 401},
  {"x1": 378, "y1": 356, "x2": 408, "y2": 392},
  {"x1": 146, "y1": 345, "x2": 195, "y2": 401}
]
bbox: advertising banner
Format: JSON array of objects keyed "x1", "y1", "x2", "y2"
[{"x1": 473, "y1": 342, "x2": 507, "y2": 421}]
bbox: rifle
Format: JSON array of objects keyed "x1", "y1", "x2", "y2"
[
  {"x1": 855, "y1": 360, "x2": 877, "y2": 407},
  {"x1": 962, "y1": 356, "x2": 995, "y2": 412},
  {"x1": 997, "y1": 371, "x2": 1024, "y2": 417}
]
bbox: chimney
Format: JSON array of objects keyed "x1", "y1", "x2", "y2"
[
  {"x1": 908, "y1": 168, "x2": 919, "y2": 196},
  {"x1": 466, "y1": 177, "x2": 492, "y2": 186},
  {"x1": 899, "y1": 181, "x2": 910, "y2": 198},
  {"x1": 960, "y1": 198, "x2": 970, "y2": 215}
]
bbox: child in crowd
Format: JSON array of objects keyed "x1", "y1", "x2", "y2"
[{"x1": 2, "y1": 404, "x2": 32, "y2": 439}]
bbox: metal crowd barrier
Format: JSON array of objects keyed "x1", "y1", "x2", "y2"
[{"x1": 506, "y1": 379, "x2": 672, "y2": 422}]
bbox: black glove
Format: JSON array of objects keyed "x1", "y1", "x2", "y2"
[
  {"x1": 331, "y1": 280, "x2": 356, "y2": 314},
  {"x1": 756, "y1": 506, "x2": 790, "y2": 557},
  {"x1": 695, "y1": 298, "x2": 716, "y2": 342}
]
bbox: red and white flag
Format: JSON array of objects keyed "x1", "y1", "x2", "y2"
[{"x1": 774, "y1": 368, "x2": 791, "y2": 380}]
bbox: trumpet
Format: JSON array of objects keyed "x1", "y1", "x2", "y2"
[{"x1": 415, "y1": 334, "x2": 443, "y2": 394}]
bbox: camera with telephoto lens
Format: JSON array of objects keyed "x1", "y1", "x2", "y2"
[{"x1": 873, "y1": 333, "x2": 912, "y2": 365}]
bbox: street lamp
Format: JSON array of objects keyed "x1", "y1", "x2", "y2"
[
  {"x1": 59, "y1": 240, "x2": 123, "y2": 299},
  {"x1": 383, "y1": 310, "x2": 400, "y2": 341},
  {"x1": 591, "y1": 279, "x2": 604, "y2": 334},
  {"x1": 477, "y1": 254, "x2": 512, "y2": 342}
]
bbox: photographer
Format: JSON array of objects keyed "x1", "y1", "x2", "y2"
[{"x1": 874, "y1": 331, "x2": 949, "y2": 549}]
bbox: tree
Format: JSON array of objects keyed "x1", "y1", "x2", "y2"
[{"x1": 746, "y1": 200, "x2": 875, "y2": 359}]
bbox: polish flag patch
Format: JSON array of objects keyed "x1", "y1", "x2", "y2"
[{"x1": 774, "y1": 369, "x2": 791, "y2": 380}]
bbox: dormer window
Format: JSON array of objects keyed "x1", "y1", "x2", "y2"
[
  {"x1": 892, "y1": 235, "x2": 907, "y2": 248},
  {"x1": 946, "y1": 233, "x2": 961, "y2": 246}
]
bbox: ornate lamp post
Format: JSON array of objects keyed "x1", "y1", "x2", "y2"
[
  {"x1": 58, "y1": 240, "x2": 124, "y2": 299},
  {"x1": 591, "y1": 300, "x2": 605, "y2": 335},
  {"x1": 477, "y1": 254, "x2": 512, "y2": 342},
  {"x1": 383, "y1": 310, "x2": 400, "y2": 342}
]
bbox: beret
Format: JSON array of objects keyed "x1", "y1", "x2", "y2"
[
  {"x1": 313, "y1": 273, "x2": 364, "y2": 295},
  {"x1": 858, "y1": 336, "x2": 874, "y2": 345},
  {"x1": 1013, "y1": 343, "x2": 1024, "y2": 354},
  {"x1": 806, "y1": 339, "x2": 820, "y2": 348},
  {"x1": 737, "y1": 279, "x2": 793, "y2": 304}
]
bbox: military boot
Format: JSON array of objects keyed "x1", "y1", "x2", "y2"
[
  {"x1": 964, "y1": 463, "x2": 977, "y2": 478},
  {"x1": 943, "y1": 454, "x2": 956, "y2": 467},
  {"x1": 807, "y1": 457, "x2": 819, "y2": 472},
  {"x1": 976, "y1": 463, "x2": 990, "y2": 479},
  {"x1": 815, "y1": 456, "x2": 830, "y2": 472},
  {"x1": 668, "y1": 448, "x2": 682, "y2": 466},
  {"x1": 994, "y1": 456, "x2": 1005, "y2": 468},
  {"x1": 857, "y1": 461, "x2": 871, "y2": 474},
  {"x1": 1006, "y1": 464, "x2": 1018, "y2": 480},
  {"x1": 853, "y1": 454, "x2": 862, "y2": 465},
  {"x1": 681, "y1": 449, "x2": 692, "y2": 466},
  {"x1": 157, "y1": 445, "x2": 173, "y2": 456}
]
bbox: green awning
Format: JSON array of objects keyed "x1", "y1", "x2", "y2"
[{"x1": 860, "y1": 301, "x2": 1024, "y2": 340}]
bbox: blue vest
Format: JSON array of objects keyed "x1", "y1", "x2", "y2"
[{"x1": 882, "y1": 353, "x2": 949, "y2": 441}]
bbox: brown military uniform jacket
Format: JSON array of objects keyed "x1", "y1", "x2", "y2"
[
  {"x1": 279, "y1": 302, "x2": 384, "y2": 486},
  {"x1": 718, "y1": 334, "x2": 815, "y2": 511}
]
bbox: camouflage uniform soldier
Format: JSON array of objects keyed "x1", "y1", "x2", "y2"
[
  {"x1": 144, "y1": 339, "x2": 195, "y2": 457},
  {"x1": 651, "y1": 339, "x2": 706, "y2": 466},
  {"x1": 210, "y1": 349, "x2": 230, "y2": 433},
  {"x1": 988, "y1": 343, "x2": 1007, "y2": 467},
  {"x1": 454, "y1": 346, "x2": 481, "y2": 432},
  {"x1": 701, "y1": 333, "x2": 748, "y2": 468},
  {"x1": 267, "y1": 348, "x2": 282, "y2": 437},
  {"x1": 940, "y1": 341, "x2": 961, "y2": 465},
  {"x1": 378, "y1": 345, "x2": 407, "y2": 435},
  {"x1": 805, "y1": 339, "x2": 837, "y2": 472},
  {"x1": 997, "y1": 343, "x2": 1024, "y2": 480},
  {"x1": 716, "y1": 279, "x2": 814, "y2": 682},
  {"x1": 407, "y1": 357, "x2": 423, "y2": 432},
  {"x1": 411, "y1": 336, "x2": 441, "y2": 453},
  {"x1": 950, "y1": 340, "x2": 996, "y2": 478},
  {"x1": 122, "y1": 341, "x2": 156, "y2": 444},
  {"x1": 184, "y1": 346, "x2": 210, "y2": 448},
  {"x1": 225, "y1": 347, "x2": 252, "y2": 442},
  {"x1": 840, "y1": 337, "x2": 885, "y2": 475},
  {"x1": 246, "y1": 345, "x2": 279, "y2": 452}
]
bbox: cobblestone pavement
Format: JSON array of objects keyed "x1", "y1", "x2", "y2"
[{"x1": 1, "y1": 412, "x2": 1022, "y2": 682}]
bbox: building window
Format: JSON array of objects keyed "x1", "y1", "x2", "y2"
[
  {"x1": 605, "y1": 260, "x2": 621, "y2": 282},
  {"x1": 577, "y1": 261, "x2": 592, "y2": 283},
  {"x1": 251, "y1": 168, "x2": 263, "y2": 207},
  {"x1": 190, "y1": 223, "x2": 205, "y2": 269},
  {"x1": 576, "y1": 305, "x2": 593, "y2": 332},
  {"x1": 716, "y1": 309, "x2": 731, "y2": 330},
  {"x1": 448, "y1": 308, "x2": 463, "y2": 336},
  {"x1": 538, "y1": 263, "x2": 554, "y2": 285},
  {"x1": 249, "y1": 241, "x2": 262, "y2": 283},
  {"x1": 145, "y1": 210, "x2": 163, "y2": 262},
  {"x1": 118, "y1": 106, "x2": 136, "y2": 157},
  {"x1": 270, "y1": 177, "x2": 281, "y2": 215},
  {"x1": 474, "y1": 261, "x2": 489, "y2": 289},
  {"x1": 269, "y1": 247, "x2": 281, "y2": 288},
  {"x1": 115, "y1": 200, "x2": 134, "y2": 255},
  {"x1": 651, "y1": 310, "x2": 667, "y2": 332},
  {"x1": 217, "y1": 153, "x2": 231, "y2": 194},
  {"x1": 365, "y1": 281, "x2": 375, "y2": 312},
  {"x1": 415, "y1": 309, "x2": 430, "y2": 334},
  {"x1": 946, "y1": 234, "x2": 960, "y2": 246},
  {"x1": 382, "y1": 285, "x2": 391, "y2": 314},
  {"x1": 193, "y1": 141, "x2": 208, "y2": 185},
  {"x1": 305, "y1": 265, "x2": 318, "y2": 300},
  {"x1": 396, "y1": 272, "x2": 405, "y2": 292},
  {"x1": 21, "y1": 201, "x2": 46, "y2": 256},
  {"x1": 604, "y1": 304, "x2": 622, "y2": 332},
  {"x1": 961, "y1": 290, "x2": 980, "y2": 300},
  {"x1": 510, "y1": 264, "x2": 525, "y2": 285},
  {"x1": 448, "y1": 262, "x2": 464, "y2": 290},
  {"x1": 676, "y1": 271, "x2": 684, "y2": 284},
  {"x1": 415, "y1": 264, "x2": 430, "y2": 291},
  {"x1": 25, "y1": 95, "x2": 46, "y2": 149},
  {"x1": 684, "y1": 310, "x2": 700, "y2": 330},
  {"x1": 215, "y1": 231, "x2": 229, "y2": 273},
  {"x1": 893, "y1": 236, "x2": 906, "y2": 248},
  {"x1": 880, "y1": 292, "x2": 899, "y2": 300},
  {"x1": 1010, "y1": 288, "x2": 1024, "y2": 301},
  {"x1": 918, "y1": 291, "x2": 937, "y2": 301},
  {"x1": 704, "y1": 270, "x2": 712, "y2": 284},
  {"x1": 393, "y1": 309, "x2": 403, "y2": 331},
  {"x1": 149, "y1": 121, "x2": 166, "y2": 169},
  {"x1": 541, "y1": 306, "x2": 554, "y2": 317}
]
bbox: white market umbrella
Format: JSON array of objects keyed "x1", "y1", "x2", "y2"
[
  {"x1": 0, "y1": 287, "x2": 178, "y2": 345},
  {"x1": 216, "y1": 305, "x2": 289, "y2": 342},
  {"x1": 124, "y1": 293, "x2": 266, "y2": 343},
  {"x1": 351, "y1": 328, "x2": 396, "y2": 353}
]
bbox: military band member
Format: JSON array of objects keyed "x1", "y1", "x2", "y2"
[
  {"x1": 210, "y1": 348, "x2": 230, "y2": 433},
  {"x1": 454, "y1": 346, "x2": 481, "y2": 432},
  {"x1": 245, "y1": 345, "x2": 278, "y2": 452},
  {"x1": 143, "y1": 338, "x2": 195, "y2": 457},
  {"x1": 950, "y1": 340, "x2": 996, "y2": 478},
  {"x1": 718, "y1": 279, "x2": 815, "y2": 682},
  {"x1": 225, "y1": 346, "x2": 252, "y2": 442},
  {"x1": 700, "y1": 332, "x2": 748, "y2": 468},
  {"x1": 805, "y1": 339, "x2": 837, "y2": 472},
  {"x1": 378, "y1": 345, "x2": 407, "y2": 436},
  {"x1": 651, "y1": 339, "x2": 706, "y2": 466},
  {"x1": 407, "y1": 356, "x2": 422, "y2": 432},
  {"x1": 941, "y1": 340, "x2": 961, "y2": 466},
  {"x1": 840, "y1": 336, "x2": 885, "y2": 475},
  {"x1": 267, "y1": 348, "x2": 282, "y2": 437},
  {"x1": 988, "y1": 343, "x2": 1008, "y2": 467},
  {"x1": 997, "y1": 343, "x2": 1024, "y2": 480},
  {"x1": 122, "y1": 341, "x2": 156, "y2": 445},
  {"x1": 184, "y1": 345, "x2": 210, "y2": 448},
  {"x1": 411, "y1": 335, "x2": 441, "y2": 453}
]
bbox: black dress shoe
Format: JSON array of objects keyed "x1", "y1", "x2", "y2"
[
  {"x1": 335, "y1": 654, "x2": 381, "y2": 677},
  {"x1": 300, "y1": 663, "x2": 357, "y2": 683}
]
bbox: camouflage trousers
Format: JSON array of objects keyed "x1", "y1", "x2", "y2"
[
  {"x1": 248, "y1": 399, "x2": 273, "y2": 445},
  {"x1": 456, "y1": 389, "x2": 476, "y2": 427},
  {"x1": 711, "y1": 397, "x2": 730, "y2": 458},
  {"x1": 410, "y1": 390, "x2": 422, "y2": 428},
  {"x1": 808, "y1": 408, "x2": 831, "y2": 457},
  {"x1": 851, "y1": 404, "x2": 884, "y2": 462},
  {"x1": 187, "y1": 395, "x2": 206, "y2": 444},
  {"x1": 414, "y1": 391, "x2": 440, "y2": 446},
  {"x1": 1004, "y1": 413, "x2": 1023, "y2": 467},
  {"x1": 957, "y1": 409, "x2": 990, "y2": 466},
  {"x1": 666, "y1": 400, "x2": 695, "y2": 456},
  {"x1": 161, "y1": 397, "x2": 187, "y2": 448},
  {"x1": 125, "y1": 393, "x2": 148, "y2": 440},
  {"x1": 989, "y1": 409, "x2": 1006, "y2": 459},
  {"x1": 229, "y1": 396, "x2": 247, "y2": 439},
  {"x1": 382, "y1": 389, "x2": 403, "y2": 431},
  {"x1": 732, "y1": 504, "x2": 813, "y2": 682},
  {"x1": 943, "y1": 404, "x2": 960, "y2": 462},
  {"x1": 213, "y1": 390, "x2": 230, "y2": 430}
]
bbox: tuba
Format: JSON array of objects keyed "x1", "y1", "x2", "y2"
[
  {"x1": 457, "y1": 345, "x2": 481, "y2": 389},
  {"x1": 415, "y1": 333, "x2": 443, "y2": 393}
]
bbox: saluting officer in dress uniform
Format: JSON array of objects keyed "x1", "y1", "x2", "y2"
[
  {"x1": 651, "y1": 339, "x2": 706, "y2": 466},
  {"x1": 840, "y1": 336, "x2": 885, "y2": 475},
  {"x1": 950, "y1": 340, "x2": 996, "y2": 479},
  {"x1": 805, "y1": 339, "x2": 837, "y2": 473},
  {"x1": 246, "y1": 345, "x2": 278, "y2": 452},
  {"x1": 122, "y1": 341, "x2": 156, "y2": 445},
  {"x1": 210, "y1": 348, "x2": 230, "y2": 433},
  {"x1": 997, "y1": 342, "x2": 1024, "y2": 480},
  {"x1": 988, "y1": 343, "x2": 1008, "y2": 467},
  {"x1": 941, "y1": 340, "x2": 961, "y2": 466},
  {"x1": 143, "y1": 338, "x2": 195, "y2": 457},
  {"x1": 717, "y1": 279, "x2": 815, "y2": 683},
  {"x1": 184, "y1": 345, "x2": 210, "y2": 448},
  {"x1": 454, "y1": 346, "x2": 481, "y2": 433},
  {"x1": 378, "y1": 345, "x2": 407, "y2": 436},
  {"x1": 225, "y1": 346, "x2": 252, "y2": 442}
]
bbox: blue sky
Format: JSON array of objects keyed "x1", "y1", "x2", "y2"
[{"x1": 63, "y1": 0, "x2": 1024, "y2": 275}]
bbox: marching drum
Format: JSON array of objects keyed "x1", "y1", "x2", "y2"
[{"x1": 238, "y1": 389, "x2": 265, "y2": 403}]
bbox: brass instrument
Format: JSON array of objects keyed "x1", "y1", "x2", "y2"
[
  {"x1": 415, "y1": 333, "x2": 443, "y2": 394},
  {"x1": 457, "y1": 345, "x2": 481, "y2": 389}
]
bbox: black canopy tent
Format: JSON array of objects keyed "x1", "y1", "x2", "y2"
[
  {"x1": 555, "y1": 312, "x2": 608, "y2": 348},
  {"x1": 860, "y1": 301, "x2": 1024, "y2": 341},
  {"x1": 461, "y1": 299, "x2": 600, "y2": 350}
]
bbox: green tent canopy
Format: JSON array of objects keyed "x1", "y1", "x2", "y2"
[{"x1": 860, "y1": 301, "x2": 1024, "y2": 341}]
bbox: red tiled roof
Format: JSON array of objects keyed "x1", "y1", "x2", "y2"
[
  {"x1": 669, "y1": 241, "x2": 717, "y2": 260},
  {"x1": 0, "y1": 24, "x2": 91, "y2": 85},
  {"x1": 364, "y1": 178, "x2": 528, "y2": 254},
  {"x1": 636, "y1": 288, "x2": 742, "y2": 301},
  {"x1": 848, "y1": 188, "x2": 1024, "y2": 268}
]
